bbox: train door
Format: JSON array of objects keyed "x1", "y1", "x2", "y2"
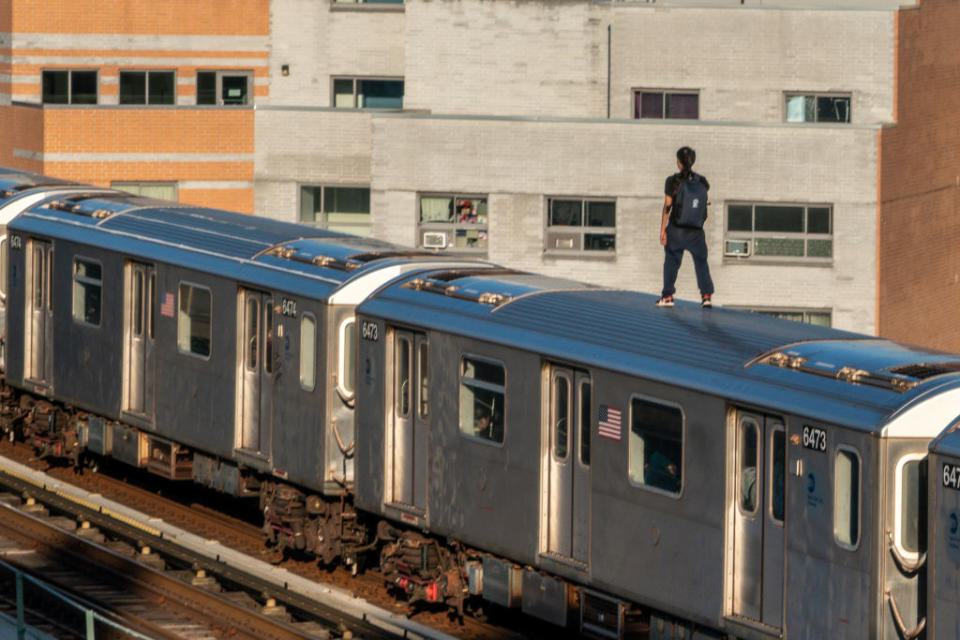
[
  {"x1": 541, "y1": 364, "x2": 592, "y2": 566},
  {"x1": 0, "y1": 234, "x2": 9, "y2": 370},
  {"x1": 24, "y1": 239, "x2": 53, "y2": 388},
  {"x1": 729, "y1": 410, "x2": 786, "y2": 629},
  {"x1": 386, "y1": 329, "x2": 429, "y2": 514},
  {"x1": 881, "y1": 440, "x2": 928, "y2": 640},
  {"x1": 236, "y1": 288, "x2": 274, "y2": 457},
  {"x1": 122, "y1": 262, "x2": 156, "y2": 421}
]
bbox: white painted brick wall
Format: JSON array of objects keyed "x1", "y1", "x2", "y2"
[{"x1": 369, "y1": 114, "x2": 879, "y2": 334}]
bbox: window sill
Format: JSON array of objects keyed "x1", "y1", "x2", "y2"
[
  {"x1": 721, "y1": 256, "x2": 833, "y2": 267},
  {"x1": 330, "y1": 2, "x2": 404, "y2": 12},
  {"x1": 543, "y1": 250, "x2": 617, "y2": 261}
]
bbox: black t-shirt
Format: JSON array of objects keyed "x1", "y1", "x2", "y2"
[{"x1": 664, "y1": 172, "x2": 710, "y2": 224}]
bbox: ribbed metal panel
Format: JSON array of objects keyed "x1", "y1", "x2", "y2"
[
  {"x1": 492, "y1": 289, "x2": 845, "y2": 373},
  {"x1": 102, "y1": 215, "x2": 270, "y2": 259}
]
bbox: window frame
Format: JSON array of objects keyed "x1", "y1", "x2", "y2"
[
  {"x1": 331, "y1": 76, "x2": 404, "y2": 109},
  {"x1": 577, "y1": 378, "x2": 591, "y2": 469},
  {"x1": 417, "y1": 192, "x2": 489, "y2": 253},
  {"x1": 71, "y1": 256, "x2": 103, "y2": 328},
  {"x1": 177, "y1": 281, "x2": 213, "y2": 360},
  {"x1": 833, "y1": 445, "x2": 862, "y2": 551},
  {"x1": 784, "y1": 92, "x2": 852, "y2": 124},
  {"x1": 551, "y1": 370, "x2": 572, "y2": 463},
  {"x1": 632, "y1": 88, "x2": 700, "y2": 120},
  {"x1": 544, "y1": 197, "x2": 617, "y2": 255},
  {"x1": 299, "y1": 184, "x2": 371, "y2": 235},
  {"x1": 893, "y1": 453, "x2": 927, "y2": 562},
  {"x1": 724, "y1": 201, "x2": 833, "y2": 263},
  {"x1": 42, "y1": 69, "x2": 99, "y2": 105},
  {"x1": 627, "y1": 393, "x2": 685, "y2": 498},
  {"x1": 118, "y1": 69, "x2": 177, "y2": 105},
  {"x1": 458, "y1": 353, "x2": 506, "y2": 447},
  {"x1": 195, "y1": 70, "x2": 254, "y2": 106},
  {"x1": 337, "y1": 316, "x2": 356, "y2": 400}
]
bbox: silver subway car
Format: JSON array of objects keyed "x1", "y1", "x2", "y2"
[{"x1": 355, "y1": 266, "x2": 959, "y2": 638}]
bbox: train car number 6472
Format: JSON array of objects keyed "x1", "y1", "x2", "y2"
[{"x1": 943, "y1": 463, "x2": 960, "y2": 490}]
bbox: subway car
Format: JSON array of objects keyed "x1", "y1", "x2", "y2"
[{"x1": 0, "y1": 169, "x2": 957, "y2": 638}]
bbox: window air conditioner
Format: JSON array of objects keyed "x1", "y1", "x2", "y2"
[
  {"x1": 422, "y1": 232, "x2": 448, "y2": 250},
  {"x1": 724, "y1": 239, "x2": 751, "y2": 257}
]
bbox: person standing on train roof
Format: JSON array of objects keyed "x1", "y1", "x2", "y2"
[{"x1": 655, "y1": 146, "x2": 715, "y2": 308}]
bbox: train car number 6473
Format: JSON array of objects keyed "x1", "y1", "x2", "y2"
[
  {"x1": 943, "y1": 463, "x2": 960, "y2": 490},
  {"x1": 802, "y1": 425, "x2": 827, "y2": 452}
]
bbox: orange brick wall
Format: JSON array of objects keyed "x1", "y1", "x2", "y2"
[
  {"x1": 11, "y1": 0, "x2": 269, "y2": 35},
  {"x1": 878, "y1": 0, "x2": 960, "y2": 350}
]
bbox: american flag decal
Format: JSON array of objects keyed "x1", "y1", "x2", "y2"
[
  {"x1": 598, "y1": 405, "x2": 622, "y2": 441},
  {"x1": 160, "y1": 292, "x2": 175, "y2": 318}
]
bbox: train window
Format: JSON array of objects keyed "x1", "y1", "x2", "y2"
[
  {"x1": 72, "y1": 258, "x2": 102, "y2": 327},
  {"x1": 396, "y1": 336, "x2": 411, "y2": 418},
  {"x1": 417, "y1": 342, "x2": 429, "y2": 418},
  {"x1": 553, "y1": 374, "x2": 570, "y2": 460},
  {"x1": 177, "y1": 283, "x2": 212, "y2": 358},
  {"x1": 300, "y1": 314, "x2": 316, "y2": 391},
  {"x1": 148, "y1": 273, "x2": 156, "y2": 339},
  {"x1": 245, "y1": 297, "x2": 259, "y2": 370},
  {"x1": 771, "y1": 426, "x2": 786, "y2": 523},
  {"x1": 133, "y1": 271, "x2": 144, "y2": 337},
  {"x1": 628, "y1": 396, "x2": 683, "y2": 495},
  {"x1": 579, "y1": 380, "x2": 591, "y2": 466},
  {"x1": 895, "y1": 454, "x2": 928, "y2": 558},
  {"x1": 338, "y1": 317, "x2": 357, "y2": 399},
  {"x1": 834, "y1": 447, "x2": 861, "y2": 549},
  {"x1": 738, "y1": 418, "x2": 759, "y2": 514},
  {"x1": 32, "y1": 247, "x2": 43, "y2": 310},
  {"x1": 459, "y1": 357, "x2": 505, "y2": 444},
  {"x1": 264, "y1": 304, "x2": 274, "y2": 375},
  {"x1": 0, "y1": 236, "x2": 8, "y2": 299}
]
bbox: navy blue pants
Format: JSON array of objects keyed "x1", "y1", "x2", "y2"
[{"x1": 662, "y1": 224, "x2": 714, "y2": 298}]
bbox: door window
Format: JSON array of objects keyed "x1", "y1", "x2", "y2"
[
  {"x1": 553, "y1": 374, "x2": 570, "y2": 460},
  {"x1": 396, "y1": 336, "x2": 411, "y2": 417},
  {"x1": 895, "y1": 454, "x2": 927, "y2": 557},
  {"x1": 834, "y1": 447, "x2": 861, "y2": 549},
  {"x1": 579, "y1": 380, "x2": 591, "y2": 466},
  {"x1": 739, "y1": 418, "x2": 759, "y2": 514},
  {"x1": 771, "y1": 426, "x2": 785, "y2": 523}
]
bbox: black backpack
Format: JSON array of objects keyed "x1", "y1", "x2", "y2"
[{"x1": 672, "y1": 173, "x2": 708, "y2": 228}]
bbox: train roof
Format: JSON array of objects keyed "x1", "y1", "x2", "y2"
[
  {"x1": 8, "y1": 192, "x2": 456, "y2": 299},
  {"x1": 359, "y1": 268, "x2": 960, "y2": 434}
]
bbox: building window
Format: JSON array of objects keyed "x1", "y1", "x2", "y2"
[
  {"x1": 112, "y1": 182, "x2": 177, "y2": 201},
  {"x1": 42, "y1": 70, "x2": 98, "y2": 104},
  {"x1": 178, "y1": 283, "x2": 212, "y2": 358},
  {"x1": 725, "y1": 202, "x2": 832, "y2": 261},
  {"x1": 629, "y1": 396, "x2": 683, "y2": 496},
  {"x1": 119, "y1": 71, "x2": 175, "y2": 105},
  {"x1": 72, "y1": 258, "x2": 102, "y2": 326},
  {"x1": 745, "y1": 308, "x2": 831, "y2": 327},
  {"x1": 418, "y1": 194, "x2": 488, "y2": 252},
  {"x1": 546, "y1": 198, "x2": 615, "y2": 253},
  {"x1": 300, "y1": 186, "x2": 370, "y2": 236},
  {"x1": 634, "y1": 90, "x2": 698, "y2": 120},
  {"x1": 459, "y1": 357, "x2": 505, "y2": 444},
  {"x1": 785, "y1": 93, "x2": 851, "y2": 123},
  {"x1": 196, "y1": 71, "x2": 252, "y2": 106},
  {"x1": 332, "y1": 77, "x2": 403, "y2": 109},
  {"x1": 834, "y1": 447, "x2": 861, "y2": 549}
]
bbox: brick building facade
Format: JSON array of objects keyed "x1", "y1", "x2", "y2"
[{"x1": 1, "y1": 0, "x2": 957, "y2": 346}]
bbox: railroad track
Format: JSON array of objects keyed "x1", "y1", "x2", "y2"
[{"x1": 0, "y1": 453, "x2": 457, "y2": 640}]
